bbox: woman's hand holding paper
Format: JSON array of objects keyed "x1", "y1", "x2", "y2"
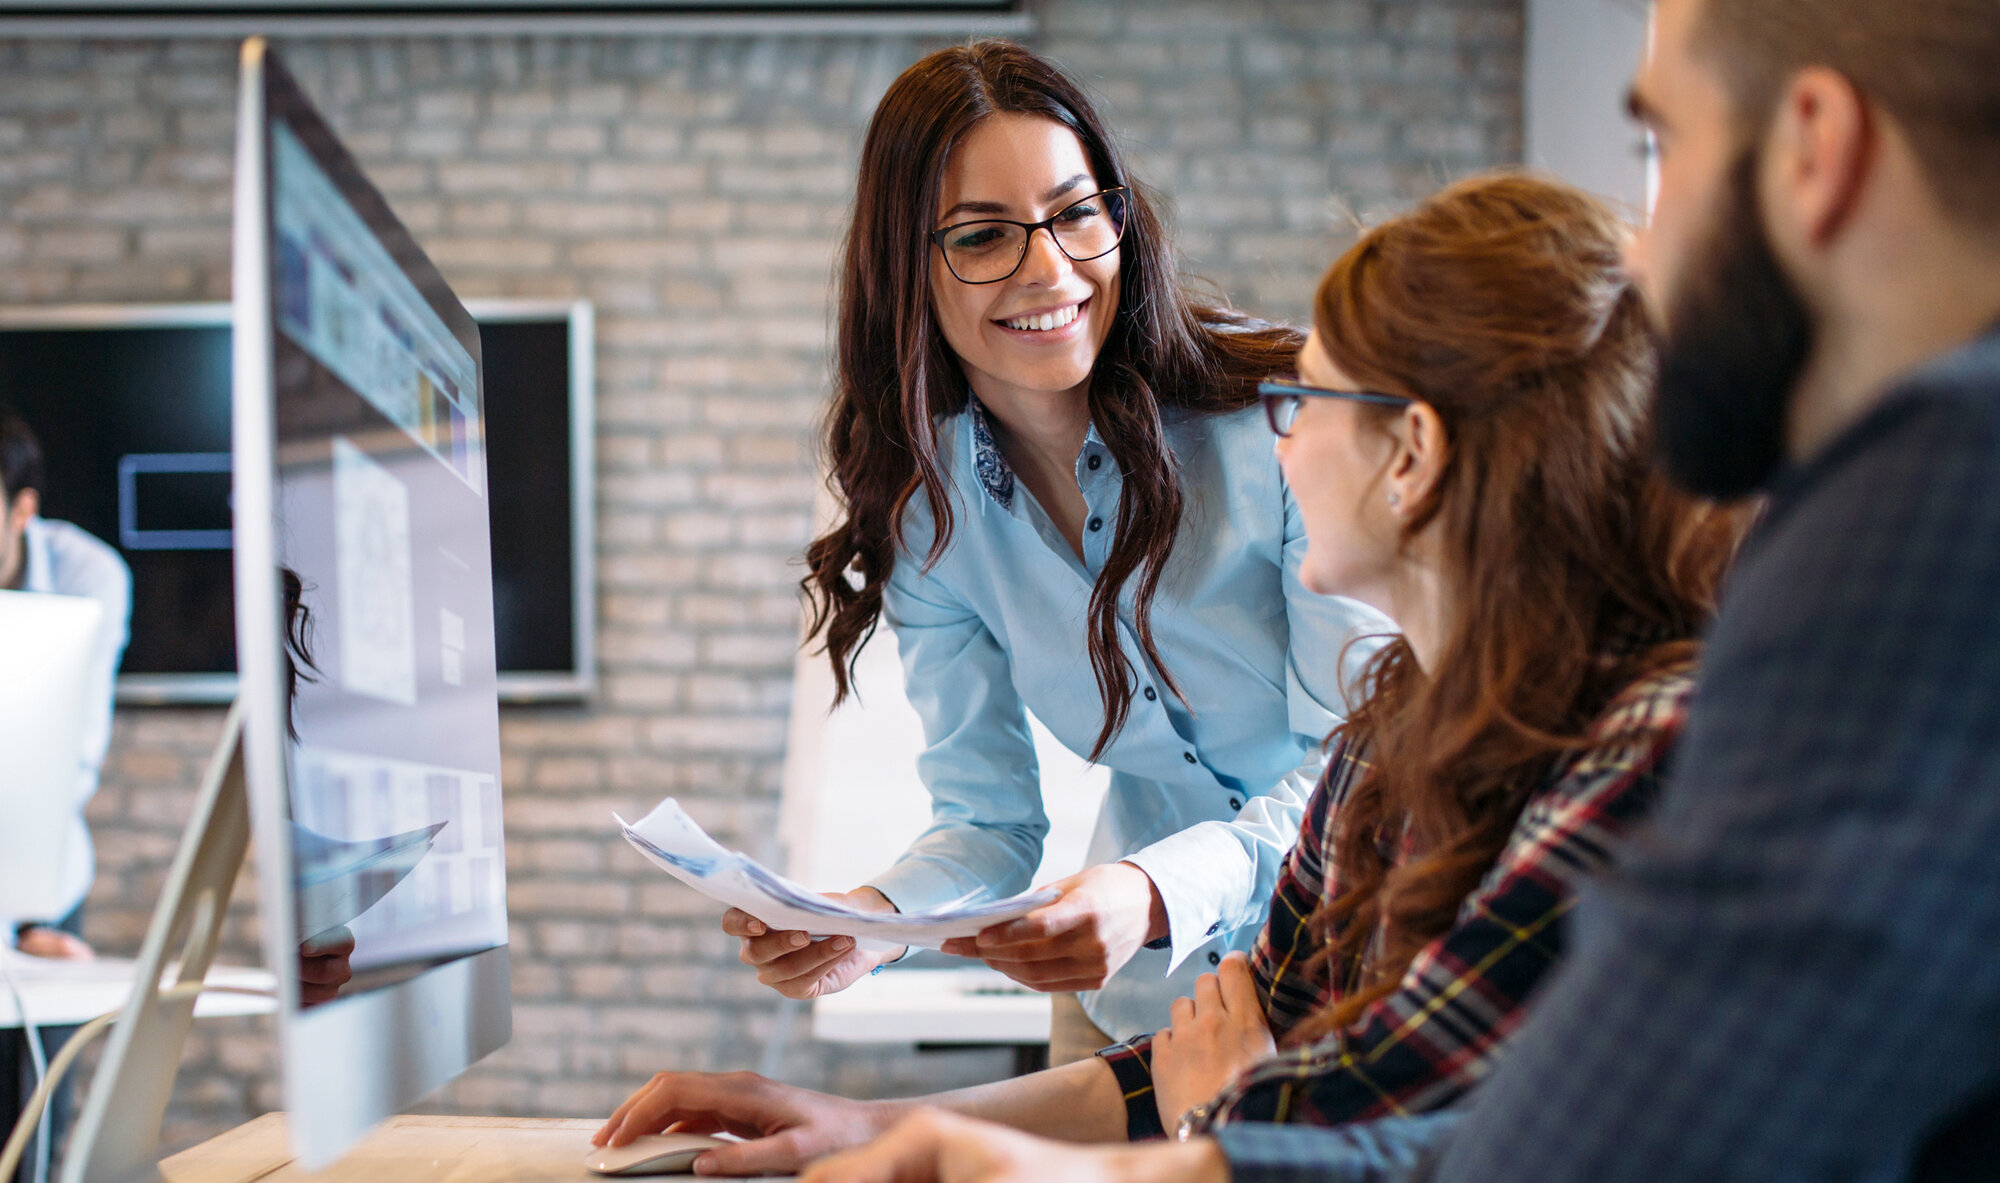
[
  {"x1": 724, "y1": 886, "x2": 906, "y2": 1000},
  {"x1": 941, "y1": 862, "x2": 1167, "y2": 992}
]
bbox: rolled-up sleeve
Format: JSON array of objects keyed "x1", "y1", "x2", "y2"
[
  {"x1": 865, "y1": 553, "x2": 1048, "y2": 914},
  {"x1": 1125, "y1": 477, "x2": 1391, "y2": 970}
]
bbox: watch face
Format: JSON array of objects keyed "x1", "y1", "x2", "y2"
[{"x1": 1175, "y1": 1103, "x2": 1211, "y2": 1142}]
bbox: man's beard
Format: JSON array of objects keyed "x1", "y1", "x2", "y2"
[{"x1": 1653, "y1": 151, "x2": 1816, "y2": 499}]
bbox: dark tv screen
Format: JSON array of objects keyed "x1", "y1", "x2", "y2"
[{"x1": 0, "y1": 310, "x2": 588, "y2": 697}]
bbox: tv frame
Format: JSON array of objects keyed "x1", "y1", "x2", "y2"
[{"x1": 0, "y1": 296, "x2": 597, "y2": 705}]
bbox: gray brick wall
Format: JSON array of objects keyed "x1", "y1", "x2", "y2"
[{"x1": 0, "y1": 0, "x2": 1521, "y2": 1154}]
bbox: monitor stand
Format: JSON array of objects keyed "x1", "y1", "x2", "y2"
[{"x1": 61, "y1": 702, "x2": 251, "y2": 1183}]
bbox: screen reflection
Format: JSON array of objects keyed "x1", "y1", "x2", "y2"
[{"x1": 270, "y1": 117, "x2": 506, "y2": 1009}]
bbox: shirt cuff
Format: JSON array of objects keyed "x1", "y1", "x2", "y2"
[
  {"x1": 864, "y1": 854, "x2": 992, "y2": 917},
  {"x1": 1121, "y1": 822, "x2": 1255, "y2": 974},
  {"x1": 1096, "y1": 1033, "x2": 1169, "y2": 1141},
  {"x1": 1211, "y1": 1112, "x2": 1464, "y2": 1183}
]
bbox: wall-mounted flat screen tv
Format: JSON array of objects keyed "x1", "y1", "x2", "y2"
[{"x1": 0, "y1": 299, "x2": 594, "y2": 703}]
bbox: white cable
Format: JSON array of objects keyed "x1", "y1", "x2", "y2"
[
  {"x1": 0, "y1": 950, "x2": 53, "y2": 1183},
  {"x1": 0, "y1": 981, "x2": 275, "y2": 1183}
]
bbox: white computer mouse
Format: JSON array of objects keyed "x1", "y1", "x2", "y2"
[{"x1": 584, "y1": 1132, "x2": 730, "y2": 1176}]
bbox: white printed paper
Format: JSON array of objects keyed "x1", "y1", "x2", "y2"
[
  {"x1": 333, "y1": 437, "x2": 417, "y2": 705},
  {"x1": 293, "y1": 819, "x2": 445, "y2": 942},
  {"x1": 617, "y1": 799, "x2": 1058, "y2": 948}
]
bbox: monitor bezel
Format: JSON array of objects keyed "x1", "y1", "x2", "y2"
[
  {"x1": 0, "y1": 296, "x2": 597, "y2": 705},
  {"x1": 233, "y1": 37, "x2": 511, "y2": 1170}
]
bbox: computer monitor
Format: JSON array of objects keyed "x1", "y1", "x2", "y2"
[
  {"x1": 231, "y1": 37, "x2": 510, "y2": 1168},
  {"x1": 0, "y1": 590, "x2": 102, "y2": 923}
]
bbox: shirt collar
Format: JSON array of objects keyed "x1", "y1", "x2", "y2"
[
  {"x1": 966, "y1": 398, "x2": 1017, "y2": 512},
  {"x1": 965, "y1": 399, "x2": 1113, "y2": 514}
]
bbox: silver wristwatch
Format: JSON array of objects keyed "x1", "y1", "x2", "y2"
[{"x1": 1175, "y1": 1102, "x2": 1215, "y2": 1142}]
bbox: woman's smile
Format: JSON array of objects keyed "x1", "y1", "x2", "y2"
[{"x1": 994, "y1": 297, "x2": 1090, "y2": 341}]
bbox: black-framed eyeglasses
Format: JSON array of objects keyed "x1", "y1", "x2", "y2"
[
  {"x1": 930, "y1": 187, "x2": 1129, "y2": 285},
  {"x1": 1257, "y1": 377, "x2": 1412, "y2": 438}
]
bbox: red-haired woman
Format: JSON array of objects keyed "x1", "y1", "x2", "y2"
[
  {"x1": 727, "y1": 39, "x2": 1389, "y2": 1061},
  {"x1": 596, "y1": 174, "x2": 1748, "y2": 1176}
]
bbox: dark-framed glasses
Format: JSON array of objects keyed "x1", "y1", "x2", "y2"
[
  {"x1": 1258, "y1": 377, "x2": 1412, "y2": 438},
  {"x1": 930, "y1": 187, "x2": 1129, "y2": 285}
]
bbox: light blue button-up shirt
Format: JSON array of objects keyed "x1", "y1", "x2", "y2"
[{"x1": 867, "y1": 400, "x2": 1393, "y2": 1039}]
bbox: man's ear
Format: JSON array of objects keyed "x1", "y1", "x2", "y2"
[
  {"x1": 1385, "y1": 402, "x2": 1447, "y2": 517},
  {"x1": 1764, "y1": 65, "x2": 1874, "y2": 250}
]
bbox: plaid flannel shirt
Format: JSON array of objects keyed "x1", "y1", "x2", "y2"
[{"x1": 1099, "y1": 659, "x2": 1695, "y2": 1139}]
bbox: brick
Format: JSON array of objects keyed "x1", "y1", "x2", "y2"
[
  {"x1": 511, "y1": 879, "x2": 632, "y2": 915},
  {"x1": 615, "y1": 124, "x2": 686, "y2": 157},
  {"x1": 438, "y1": 160, "x2": 578, "y2": 195},
  {"x1": 543, "y1": 123, "x2": 610, "y2": 156},
  {"x1": 597, "y1": 625, "x2": 700, "y2": 670},
  {"x1": 522, "y1": 200, "x2": 654, "y2": 234},
  {"x1": 413, "y1": 91, "x2": 479, "y2": 123},
  {"x1": 31, "y1": 227, "x2": 123, "y2": 261},
  {"x1": 602, "y1": 672, "x2": 685, "y2": 710},
  {"x1": 566, "y1": 239, "x2": 701, "y2": 270},
  {"x1": 138, "y1": 225, "x2": 229, "y2": 257},
  {"x1": 644, "y1": 714, "x2": 788, "y2": 754},
  {"x1": 447, "y1": 197, "x2": 516, "y2": 231},
  {"x1": 699, "y1": 630, "x2": 800, "y2": 671},
  {"x1": 583, "y1": 161, "x2": 706, "y2": 197},
  {"x1": 662, "y1": 510, "x2": 734, "y2": 548},
  {"x1": 599, "y1": 470, "x2": 700, "y2": 510}
]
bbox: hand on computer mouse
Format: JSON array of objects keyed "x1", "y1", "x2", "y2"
[
  {"x1": 724, "y1": 887, "x2": 904, "y2": 1000},
  {"x1": 584, "y1": 1132, "x2": 729, "y2": 1176},
  {"x1": 594, "y1": 1070, "x2": 900, "y2": 1176}
]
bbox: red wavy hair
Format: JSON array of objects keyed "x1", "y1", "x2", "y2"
[{"x1": 1288, "y1": 173, "x2": 1751, "y2": 1043}]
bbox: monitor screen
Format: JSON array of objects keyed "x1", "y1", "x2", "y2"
[
  {"x1": 0, "y1": 303, "x2": 591, "y2": 700},
  {"x1": 267, "y1": 111, "x2": 508, "y2": 980},
  {"x1": 233, "y1": 42, "x2": 511, "y2": 1167}
]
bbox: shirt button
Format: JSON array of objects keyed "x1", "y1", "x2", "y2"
[
  {"x1": 1183, "y1": 751, "x2": 1198, "y2": 765},
  {"x1": 1207, "y1": 952, "x2": 1221, "y2": 966},
  {"x1": 1143, "y1": 687, "x2": 1158, "y2": 702},
  {"x1": 1088, "y1": 517, "x2": 1103, "y2": 532},
  {"x1": 1229, "y1": 797, "x2": 1242, "y2": 811},
  {"x1": 1087, "y1": 454, "x2": 1102, "y2": 471},
  {"x1": 1205, "y1": 922, "x2": 1220, "y2": 936}
]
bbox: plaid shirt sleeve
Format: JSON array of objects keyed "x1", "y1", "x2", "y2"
[
  {"x1": 1200, "y1": 666, "x2": 1691, "y2": 1133},
  {"x1": 1098, "y1": 669, "x2": 1692, "y2": 1139},
  {"x1": 1099, "y1": 739, "x2": 1360, "y2": 1139}
]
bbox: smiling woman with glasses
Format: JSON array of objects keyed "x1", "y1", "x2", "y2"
[{"x1": 600, "y1": 38, "x2": 1388, "y2": 1089}]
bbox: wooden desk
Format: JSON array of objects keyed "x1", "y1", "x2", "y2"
[{"x1": 157, "y1": 1114, "x2": 793, "y2": 1183}]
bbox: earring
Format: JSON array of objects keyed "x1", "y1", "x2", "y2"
[{"x1": 1387, "y1": 490, "x2": 1401, "y2": 509}]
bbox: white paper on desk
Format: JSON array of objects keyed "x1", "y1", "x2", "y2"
[{"x1": 616, "y1": 799, "x2": 1058, "y2": 948}]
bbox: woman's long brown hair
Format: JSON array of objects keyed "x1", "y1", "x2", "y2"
[
  {"x1": 801, "y1": 41, "x2": 1298, "y2": 760},
  {"x1": 1287, "y1": 174, "x2": 1750, "y2": 1044}
]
